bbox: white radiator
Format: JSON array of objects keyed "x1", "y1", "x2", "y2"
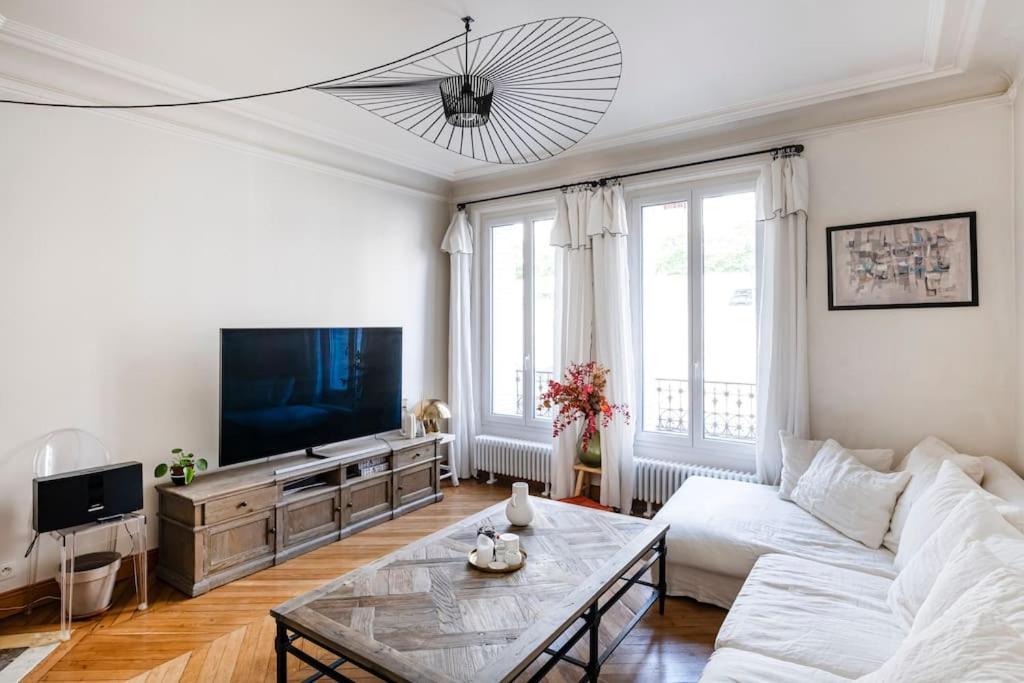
[
  {"x1": 633, "y1": 457, "x2": 756, "y2": 516},
  {"x1": 474, "y1": 435, "x2": 756, "y2": 511},
  {"x1": 475, "y1": 435, "x2": 553, "y2": 496}
]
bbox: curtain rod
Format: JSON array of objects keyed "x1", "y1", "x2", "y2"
[{"x1": 455, "y1": 144, "x2": 804, "y2": 211}]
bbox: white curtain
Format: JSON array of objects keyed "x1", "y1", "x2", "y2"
[
  {"x1": 550, "y1": 184, "x2": 636, "y2": 509},
  {"x1": 441, "y1": 210, "x2": 477, "y2": 483},
  {"x1": 755, "y1": 155, "x2": 810, "y2": 485}
]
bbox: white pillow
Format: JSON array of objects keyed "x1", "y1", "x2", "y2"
[
  {"x1": 863, "y1": 568, "x2": 1024, "y2": 682},
  {"x1": 791, "y1": 441, "x2": 910, "y2": 548},
  {"x1": 980, "y1": 455, "x2": 1024, "y2": 507},
  {"x1": 883, "y1": 436, "x2": 983, "y2": 553},
  {"x1": 895, "y1": 460, "x2": 1024, "y2": 570},
  {"x1": 911, "y1": 536, "x2": 1024, "y2": 638},
  {"x1": 779, "y1": 432, "x2": 894, "y2": 501},
  {"x1": 886, "y1": 491, "x2": 1024, "y2": 630},
  {"x1": 778, "y1": 432, "x2": 823, "y2": 500},
  {"x1": 894, "y1": 460, "x2": 986, "y2": 570}
]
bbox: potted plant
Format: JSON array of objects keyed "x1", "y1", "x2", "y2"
[
  {"x1": 539, "y1": 361, "x2": 630, "y2": 467},
  {"x1": 154, "y1": 448, "x2": 208, "y2": 486}
]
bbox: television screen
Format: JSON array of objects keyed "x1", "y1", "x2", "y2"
[{"x1": 219, "y1": 328, "x2": 402, "y2": 466}]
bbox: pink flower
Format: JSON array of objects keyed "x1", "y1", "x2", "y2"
[{"x1": 537, "y1": 361, "x2": 631, "y2": 446}]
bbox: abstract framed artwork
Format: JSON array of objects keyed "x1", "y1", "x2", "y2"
[{"x1": 826, "y1": 212, "x2": 978, "y2": 311}]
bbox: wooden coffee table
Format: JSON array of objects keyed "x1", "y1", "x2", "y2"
[{"x1": 271, "y1": 496, "x2": 668, "y2": 682}]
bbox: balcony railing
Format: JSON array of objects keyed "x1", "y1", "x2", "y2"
[
  {"x1": 513, "y1": 371, "x2": 755, "y2": 442},
  {"x1": 515, "y1": 369, "x2": 554, "y2": 417},
  {"x1": 655, "y1": 378, "x2": 756, "y2": 442}
]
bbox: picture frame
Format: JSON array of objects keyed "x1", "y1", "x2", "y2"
[{"x1": 826, "y1": 211, "x2": 978, "y2": 311}]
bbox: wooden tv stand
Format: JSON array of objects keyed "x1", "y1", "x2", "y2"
[{"x1": 156, "y1": 432, "x2": 447, "y2": 597}]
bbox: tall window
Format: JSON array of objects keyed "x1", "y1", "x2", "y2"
[
  {"x1": 485, "y1": 208, "x2": 556, "y2": 435},
  {"x1": 634, "y1": 181, "x2": 758, "y2": 456}
]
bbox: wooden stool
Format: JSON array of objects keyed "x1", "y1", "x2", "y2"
[{"x1": 573, "y1": 463, "x2": 602, "y2": 498}]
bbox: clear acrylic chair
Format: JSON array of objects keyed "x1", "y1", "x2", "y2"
[
  {"x1": 33, "y1": 428, "x2": 112, "y2": 478},
  {"x1": 28, "y1": 429, "x2": 148, "y2": 638}
]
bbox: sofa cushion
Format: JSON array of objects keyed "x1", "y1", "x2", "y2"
[
  {"x1": 887, "y1": 490, "x2": 1024, "y2": 629},
  {"x1": 655, "y1": 477, "x2": 896, "y2": 589},
  {"x1": 864, "y1": 567, "x2": 1024, "y2": 682},
  {"x1": 912, "y1": 535, "x2": 1024, "y2": 638},
  {"x1": 717, "y1": 554, "x2": 902, "y2": 679},
  {"x1": 981, "y1": 455, "x2": 1024, "y2": 506},
  {"x1": 778, "y1": 433, "x2": 893, "y2": 501},
  {"x1": 883, "y1": 436, "x2": 984, "y2": 553},
  {"x1": 791, "y1": 441, "x2": 910, "y2": 548},
  {"x1": 700, "y1": 647, "x2": 848, "y2": 683},
  {"x1": 895, "y1": 460, "x2": 987, "y2": 569}
]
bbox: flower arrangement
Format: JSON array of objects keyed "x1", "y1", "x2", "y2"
[{"x1": 539, "y1": 360, "x2": 630, "y2": 452}]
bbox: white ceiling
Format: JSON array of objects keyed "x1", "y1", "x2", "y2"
[{"x1": 1, "y1": 0, "x2": 1022, "y2": 182}]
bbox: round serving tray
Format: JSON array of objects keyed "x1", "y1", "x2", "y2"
[{"x1": 467, "y1": 548, "x2": 527, "y2": 573}]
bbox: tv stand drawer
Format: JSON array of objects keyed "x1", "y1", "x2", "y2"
[
  {"x1": 393, "y1": 446, "x2": 433, "y2": 469},
  {"x1": 204, "y1": 485, "x2": 276, "y2": 525}
]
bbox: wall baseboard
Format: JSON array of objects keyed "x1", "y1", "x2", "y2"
[{"x1": 0, "y1": 549, "x2": 158, "y2": 620}]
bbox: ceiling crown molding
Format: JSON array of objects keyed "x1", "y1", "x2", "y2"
[
  {"x1": 0, "y1": 16, "x2": 457, "y2": 196},
  {"x1": 453, "y1": 90, "x2": 1011, "y2": 205},
  {"x1": 453, "y1": 0, "x2": 992, "y2": 184}
]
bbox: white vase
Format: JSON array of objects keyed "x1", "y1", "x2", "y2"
[{"x1": 505, "y1": 482, "x2": 534, "y2": 527}]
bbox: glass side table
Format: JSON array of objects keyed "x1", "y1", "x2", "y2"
[{"x1": 32, "y1": 513, "x2": 148, "y2": 640}]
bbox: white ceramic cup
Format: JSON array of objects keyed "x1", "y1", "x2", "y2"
[{"x1": 499, "y1": 533, "x2": 520, "y2": 563}]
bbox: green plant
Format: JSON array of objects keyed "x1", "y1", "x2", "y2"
[{"x1": 154, "y1": 448, "x2": 208, "y2": 485}]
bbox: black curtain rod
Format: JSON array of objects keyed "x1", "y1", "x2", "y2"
[{"x1": 456, "y1": 144, "x2": 803, "y2": 211}]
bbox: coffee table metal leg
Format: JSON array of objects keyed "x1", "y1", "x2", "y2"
[
  {"x1": 275, "y1": 621, "x2": 288, "y2": 683},
  {"x1": 657, "y1": 535, "x2": 667, "y2": 615},
  {"x1": 586, "y1": 602, "x2": 601, "y2": 681}
]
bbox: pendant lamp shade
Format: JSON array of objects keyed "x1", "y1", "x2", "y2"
[
  {"x1": 313, "y1": 17, "x2": 622, "y2": 164},
  {"x1": 440, "y1": 76, "x2": 494, "y2": 128}
]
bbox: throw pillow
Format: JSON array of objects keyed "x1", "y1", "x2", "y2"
[
  {"x1": 778, "y1": 432, "x2": 894, "y2": 501},
  {"x1": 882, "y1": 435, "x2": 983, "y2": 553},
  {"x1": 778, "y1": 432, "x2": 823, "y2": 500},
  {"x1": 886, "y1": 490, "x2": 1024, "y2": 630},
  {"x1": 791, "y1": 441, "x2": 910, "y2": 548},
  {"x1": 863, "y1": 568, "x2": 1024, "y2": 682},
  {"x1": 894, "y1": 460, "x2": 986, "y2": 570},
  {"x1": 911, "y1": 535, "x2": 1024, "y2": 638}
]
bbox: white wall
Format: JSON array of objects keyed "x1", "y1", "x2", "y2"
[
  {"x1": 0, "y1": 107, "x2": 451, "y2": 590},
  {"x1": 805, "y1": 103, "x2": 1016, "y2": 464}
]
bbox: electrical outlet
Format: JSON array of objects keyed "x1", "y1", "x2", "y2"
[{"x1": 0, "y1": 563, "x2": 15, "y2": 581}]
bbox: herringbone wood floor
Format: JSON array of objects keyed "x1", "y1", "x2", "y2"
[{"x1": 0, "y1": 481, "x2": 725, "y2": 682}]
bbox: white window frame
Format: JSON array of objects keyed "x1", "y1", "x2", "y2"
[
  {"x1": 480, "y1": 203, "x2": 557, "y2": 441},
  {"x1": 629, "y1": 175, "x2": 759, "y2": 471}
]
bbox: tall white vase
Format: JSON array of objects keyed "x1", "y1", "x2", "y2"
[{"x1": 505, "y1": 482, "x2": 534, "y2": 526}]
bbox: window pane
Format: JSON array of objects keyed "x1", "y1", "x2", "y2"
[
  {"x1": 641, "y1": 201, "x2": 689, "y2": 435},
  {"x1": 702, "y1": 192, "x2": 757, "y2": 442},
  {"x1": 533, "y1": 218, "x2": 555, "y2": 419},
  {"x1": 491, "y1": 223, "x2": 524, "y2": 416}
]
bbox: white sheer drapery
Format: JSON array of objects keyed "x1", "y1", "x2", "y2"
[
  {"x1": 441, "y1": 210, "x2": 478, "y2": 482},
  {"x1": 550, "y1": 184, "x2": 636, "y2": 509},
  {"x1": 755, "y1": 155, "x2": 810, "y2": 485}
]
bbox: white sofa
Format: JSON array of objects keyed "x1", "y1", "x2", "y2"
[{"x1": 653, "y1": 455, "x2": 1024, "y2": 681}]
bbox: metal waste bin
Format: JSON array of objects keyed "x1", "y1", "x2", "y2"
[{"x1": 59, "y1": 551, "x2": 122, "y2": 618}]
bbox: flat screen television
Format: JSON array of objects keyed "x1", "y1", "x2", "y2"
[{"x1": 219, "y1": 327, "x2": 402, "y2": 467}]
